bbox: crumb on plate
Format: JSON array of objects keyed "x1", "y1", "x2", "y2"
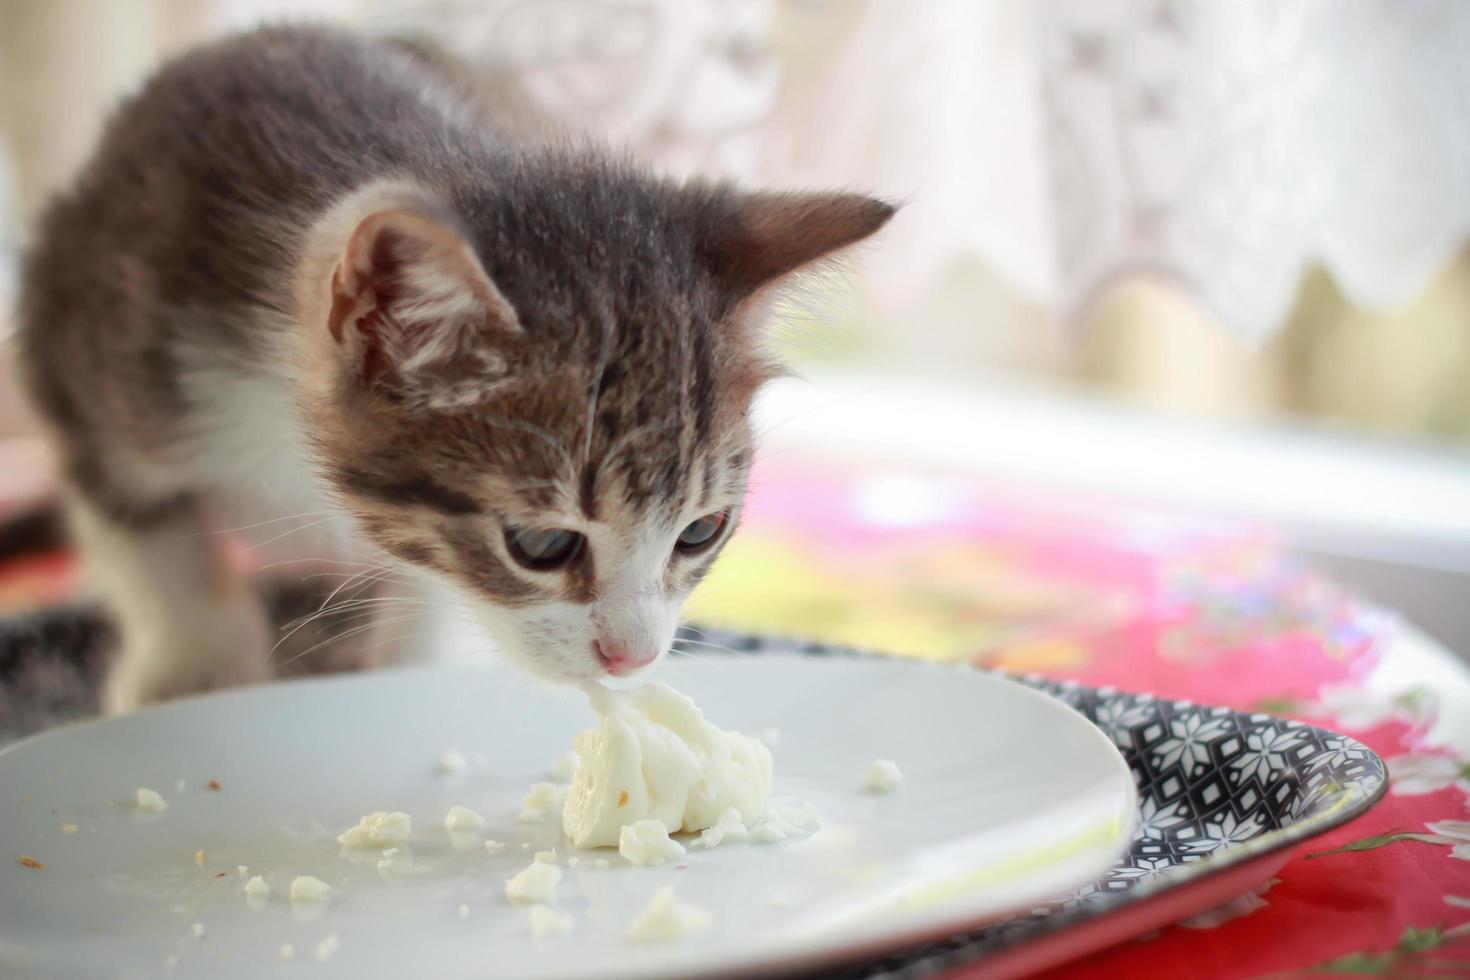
[
  {"x1": 337, "y1": 811, "x2": 410, "y2": 849},
  {"x1": 516, "y1": 782, "x2": 566, "y2": 823},
  {"x1": 315, "y1": 933, "x2": 340, "y2": 961},
  {"x1": 618, "y1": 820, "x2": 685, "y2": 866},
  {"x1": 691, "y1": 808, "x2": 750, "y2": 850},
  {"x1": 505, "y1": 859, "x2": 562, "y2": 904},
  {"x1": 136, "y1": 788, "x2": 168, "y2": 813},
  {"x1": 528, "y1": 904, "x2": 573, "y2": 938},
  {"x1": 866, "y1": 759, "x2": 903, "y2": 793},
  {"x1": 290, "y1": 875, "x2": 331, "y2": 903},
  {"x1": 18, "y1": 855, "x2": 42, "y2": 870},
  {"x1": 443, "y1": 804, "x2": 485, "y2": 832},
  {"x1": 626, "y1": 886, "x2": 709, "y2": 943}
]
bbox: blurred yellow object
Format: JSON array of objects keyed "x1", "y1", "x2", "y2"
[{"x1": 685, "y1": 533, "x2": 1121, "y2": 663}]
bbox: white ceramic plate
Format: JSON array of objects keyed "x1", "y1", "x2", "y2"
[{"x1": 0, "y1": 654, "x2": 1135, "y2": 979}]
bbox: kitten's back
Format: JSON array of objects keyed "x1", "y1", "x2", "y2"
[{"x1": 16, "y1": 28, "x2": 500, "y2": 514}]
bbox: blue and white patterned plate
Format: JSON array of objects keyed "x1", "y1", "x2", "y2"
[{"x1": 682, "y1": 626, "x2": 1389, "y2": 979}]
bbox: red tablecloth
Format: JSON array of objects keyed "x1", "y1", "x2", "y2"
[{"x1": 685, "y1": 458, "x2": 1470, "y2": 977}]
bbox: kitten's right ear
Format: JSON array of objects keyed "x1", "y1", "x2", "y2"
[
  {"x1": 328, "y1": 206, "x2": 520, "y2": 410},
  {"x1": 696, "y1": 189, "x2": 897, "y2": 298}
]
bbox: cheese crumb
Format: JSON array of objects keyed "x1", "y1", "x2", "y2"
[
  {"x1": 534, "y1": 849, "x2": 558, "y2": 864},
  {"x1": 190, "y1": 923, "x2": 205, "y2": 938},
  {"x1": 866, "y1": 759, "x2": 903, "y2": 793},
  {"x1": 626, "y1": 886, "x2": 709, "y2": 943},
  {"x1": 289, "y1": 875, "x2": 331, "y2": 903},
  {"x1": 244, "y1": 875, "x2": 270, "y2": 900},
  {"x1": 457, "y1": 903, "x2": 470, "y2": 918},
  {"x1": 337, "y1": 811, "x2": 411, "y2": 848},
  {"x1": 562, "y1": 683, "x2": 771, "y2": 848},
  {"x1": 505, "y1": 859, "x2": 562, "y2": 904},
  {"x1": 751, "y1": 802, "x2": 821, "y2": 843},
  {"x1": 314, "y1": 934, "x2": 340, "y2": 961},
  {"x1": 236, "y1": 865, "x2": 248, "y2": 878},
  {"x1": 567, "y1": 856, "x2": 580, "y2": 867},
  {"x1": 692, "y1": 808, "x2": 750, "y2": 850},
  {"x1": 517, "y1": 782, "x2": 566, "y2": 823},
  {"x1": 618, "y1": 819, "x2": 686, "y2": 866},
  {"x1": 443, "y1": 804, "x2": 486, "y2": 832},
  {"x1": 135, "y1": 788, "x2": 168, "y2": 813},
  {"x1": 376, "y1": 847, "x2": 404, "y2": 874},
  {"x1": 437, "y1": 750, "x2": 468, "y2": 774},
  {"x1": 194, "y1": 849, "x2": 204, "y2": 867},
  {"x1": 550, "y1": 753, "x2": 579, "y2": 781},
  {"x1": 528, "y1": 904, "x2": 573, "y2": 938},
  {"x1": 484, "y1": 840, "x2": 506, "y2": 854},
  {"x1": 594, "y1": 858, "x2": 612, "y2": 868},
  {"x1": 60, "y1": 822, "x2": 78, "y2": 834},
  {"x1": 277, "y1": 944, "x2": 294, "y2": 961}
]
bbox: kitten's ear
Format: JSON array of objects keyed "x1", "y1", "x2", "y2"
[
  {"x1": 698, "y1": 190, "x2": 896, "y2": 297},
  {"x1": 328, "y1": 207, "x2": 520, "y2": 409}
]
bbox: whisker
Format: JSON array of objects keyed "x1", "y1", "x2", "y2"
[
  {"x1": 277, "y1": 591, "x2": 425, "y2": 633},
  {"x1": 275, "y1": 612, "x2": 426, "y2": 667},
  {"x1": 670, "y1": 637, "x2": 750, "y2": 658},
  {"x1": 181, "y1": 510, "x2": 337, "y2": 539},
  {"x1": 270, "y1": 588, "x2": 423, "y2": 656},
  {"x1": 314, "y1": 560, "x2": 395, "y2": 613},
  {"x1": 243, "y1": 515, "x2": 345, "y2": 552}
]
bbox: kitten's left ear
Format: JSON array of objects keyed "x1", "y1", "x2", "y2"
[
  {"x1": 696, "y1": 189, "x2": 897, "y2": 298},
  {"x1": 327, "y1": 203, "x2": 521, "y2": 409}
]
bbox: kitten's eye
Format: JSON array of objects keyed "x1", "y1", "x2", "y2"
[
  {"x1": 674, "y1": 512, "x2": 727, "y2": 554},
  {"x1": 505, "y1": 526, "x2": 584, "y2": 570}
]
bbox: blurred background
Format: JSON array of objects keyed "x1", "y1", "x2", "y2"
[{"x1": 0, "y1": 0, "x2": 1467, "y2": 657}]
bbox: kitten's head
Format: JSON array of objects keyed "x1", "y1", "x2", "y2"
[{"x1": 301, "y1": 161, "x2": 892, "y2": 683}]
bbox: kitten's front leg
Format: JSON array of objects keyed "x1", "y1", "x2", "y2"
[{"x1": 69, "y1": 494, "x2": 272, "y2": 713}]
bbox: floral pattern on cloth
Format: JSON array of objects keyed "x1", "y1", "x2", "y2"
[{"x1": 685, "y1": 458, "x2": 1470, "y2": 978}]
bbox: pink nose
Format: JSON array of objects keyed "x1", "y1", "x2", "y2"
[{"x1": 594, "y1": 639, "x2": 657, "y2": 676}]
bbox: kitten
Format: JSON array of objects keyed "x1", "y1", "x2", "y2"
[{"x1": 15, "y1": 26, "x2": 892, "y2": 712}]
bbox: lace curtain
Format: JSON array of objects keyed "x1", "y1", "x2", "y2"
[
  {"x1": 4, "y1": 0, "x2": 1468, "y2": 344},
  {"x1": 371, "y1": 0, "x2": 1470, "y2": 343}
]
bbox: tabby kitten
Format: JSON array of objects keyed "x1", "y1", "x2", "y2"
[{"x1": 16, "y1": 27, "x2": 892, "y2": 712}]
